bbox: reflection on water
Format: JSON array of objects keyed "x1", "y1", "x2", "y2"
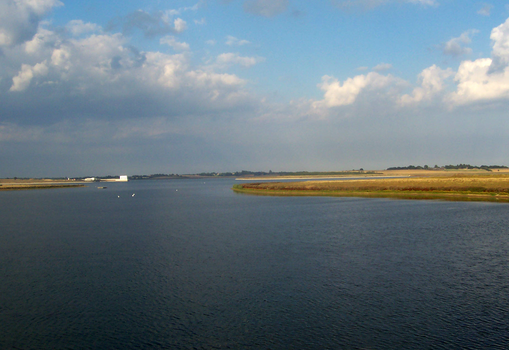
[{"x1": 0, "y1": 179, "x2": 508, "y2": 349}]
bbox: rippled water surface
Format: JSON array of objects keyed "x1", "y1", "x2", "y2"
[{"x1": 1, "y1": 179, "x2": 508, "y2": 349}]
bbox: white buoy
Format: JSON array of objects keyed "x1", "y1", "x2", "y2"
[
  {"x1": 118, "y1": 195, "x2": 120, "y2": 198},
  {"x1": 132, "y1": 193, "x2": 135, "y2": 197}
]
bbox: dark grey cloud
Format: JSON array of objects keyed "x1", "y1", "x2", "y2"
[
  {"x1": 222, "y1": 0, "x2": 300, "y2": 19},
  {"x1": 331, "y1": 0, "x2": 437, "y2": 11},
  {"x1": 0, "y1": 0, "x2": 62, "y2": 47},
  {"x1": 0, "y1": 25, "x2": 257, "y2": 128},
  {"x1": 441, "y1": 30, "x2": 478, "y2": 57},
  {"x1": 477, "y1": 3, "x2": 493, "y2": 16},
  {"x1": 291, "y1": 9, "x2": 305, "y2": 17},
  {"x1": 106, "y1": 10, "x2": 186, "y2": 37},
  {"x1": 332, "y1": 0, "x2": 389, "y2": 10},
  {"x1": 487, "y1": 56, "x2": 507, "y2": 74},
  {"x1": 127, "y1": 45, "x2": 147, "y2": 67},
  {"x1": 3, "y1": 99, "x2": 509, "y2": 178},
  {"x1": 243, "y1": 0, "x2": 289, "y2": 17}
]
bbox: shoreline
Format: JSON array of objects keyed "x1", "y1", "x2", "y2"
[
  {"x1": 0, "y1": 180, "x2": 87, "y2": 191},
  {"x1": 0, "y1": 184, "x2": 86, "y2": 191},
  {"x1": 233, "y1": 186, "x2": 509, "y2": 202},
  {"x1": 232, "y1": 174, "x2": 509, "y2": 203}
]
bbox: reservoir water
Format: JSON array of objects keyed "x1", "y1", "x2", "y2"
[{"x1": 1, "y1": 179, "x2": 508, "y2": 349}]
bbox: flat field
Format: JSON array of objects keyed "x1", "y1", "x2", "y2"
[
  {"x1": 233, "y1": 173, "x2": 509, "y2": 202},
  {"x1": 0, "y1": 179, "x2": 85, "y2": 191}
]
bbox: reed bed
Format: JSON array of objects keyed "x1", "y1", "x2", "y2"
[{"x1": 233, "y1": 175, "x2": 509, "y2": 202}]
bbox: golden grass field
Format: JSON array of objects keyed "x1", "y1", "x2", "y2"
[{"x1": 233, "y1": 171, "x2": 509, "y2": 202}]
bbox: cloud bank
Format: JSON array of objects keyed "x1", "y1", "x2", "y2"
[
  {"x1": 0, "y1": 0, "x2": 62, "y2": 47},
  {"x1": 2, "y1": 1, "x2": 509, "y2": 177}
]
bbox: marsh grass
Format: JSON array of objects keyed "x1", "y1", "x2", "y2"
[{"x1": 233, "y1": 175, "x2": 509, "y2": 202}]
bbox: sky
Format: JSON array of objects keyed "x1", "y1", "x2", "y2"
[{"x1": 2, "y1": 0, "x2": 509, "y2": 177}]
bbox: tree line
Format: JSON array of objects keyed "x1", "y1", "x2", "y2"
[{"x1": 387, "y1": 164, "x2": 508, "y2": 171}]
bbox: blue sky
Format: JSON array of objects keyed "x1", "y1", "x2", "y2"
[{"x1": 1, "y1": 0, "x2": 509, "y2": 177}]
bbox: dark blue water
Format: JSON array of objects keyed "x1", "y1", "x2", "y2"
[{"x1": 1, "y1": 179, "x2": 508, "y2": 349}]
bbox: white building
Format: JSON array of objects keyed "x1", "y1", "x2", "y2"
[{"x1": 101, "y1": 175, "x2": 129, "y2": 182}]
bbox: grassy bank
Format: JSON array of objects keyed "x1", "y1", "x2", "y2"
[
  {"x1": 232, "y1": 175, "x2": 509, "y2": 202},
  {"x1": 0, "y1": 184, "x2": 85, "y2": 191}
]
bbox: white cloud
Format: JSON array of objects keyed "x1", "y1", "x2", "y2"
[
  {"x1": 206, "y1": 40, "x2": 216, "y2": 46},
  {"x1": 161, "y1": 35, "x2": 190, "y2": 51},
  {"x1": 490, "y1": 17, "x2": 509, "y2": 71},
  {"x1": 163, "y1": 9, "x2": 181, "y2": 20},
  {"x1": 24, "y1": 27, "x2": 59, "y2": 54},
  {"x1": 226, "y1": 35, "x2": 250, "y2": 46},
  {"x1": 243, "y1": 0, "x2": 289, "y2": 17},
  {"x1": 6, "y1": 10, "x2": 509, "y2": 176},
  {"x1": 162, "y1": 2, "x2": 202, "y2": 25},
  {"x1": 216, "y1": 53, "x2": 265, "y2": 68},
  {"x1": 373, "y1": 63, "x2": 392, "y2": 71},
  {"x1": 185, "y1": 70, "x2": 246, "y2": 89},
  {"x1": 50, "y1": 46, "x2": 71, "y2": 68},
  {"x1": 194, "y1": 18, "x2": 206, "y2": 25},
  {"x1": 312, "y1": 72, "x2": 401, "y2": 109},
  {"x1": 0, "y1": 0, "x2": 62, "y2": 47},
  {"x1": 448, "y1": 18, "x2": 509, "y2": 104},
  {"x1": 10, "y1": 61, "x2": 48, "y2": 91},
  {"x1": 66, "y1": 20, "x2": 102, "y2": 36},
  {"x1": 174, "y1": 18, "x2": 187, "y2": 33},
  {"x1": 448, "y1": 58, "x2": 509, "y2": 104},
  {"x1": 442, "y1": 30, "x2": 478, "y2": 57},
  {"x1": 309, "y1": 17, "x2": 509, "y2": 110},
  {"x1": 163, "y1": 2, "x2": 202, "y2": 19},
  {"x1": 477, "y1": 4, "x2": 493, "y2": 16},
  {"x1": 1, "y1": 23, "x2": 256, "y2": 127},
  {"x1": 400, "y1": 65, "x2": 453, "y2": 105}
]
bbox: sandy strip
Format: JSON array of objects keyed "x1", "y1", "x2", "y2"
[{"x1": 0, "y1": 180, "x2": 87, "y2": 190}]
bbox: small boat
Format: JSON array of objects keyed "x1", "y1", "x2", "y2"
[{"x1": 97, "y1": 186, "x2": 107, "y2": 189}]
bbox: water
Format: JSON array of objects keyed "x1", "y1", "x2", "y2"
[{"x1": 1, "y1": 179, "x2": 508, "y2": 349}]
